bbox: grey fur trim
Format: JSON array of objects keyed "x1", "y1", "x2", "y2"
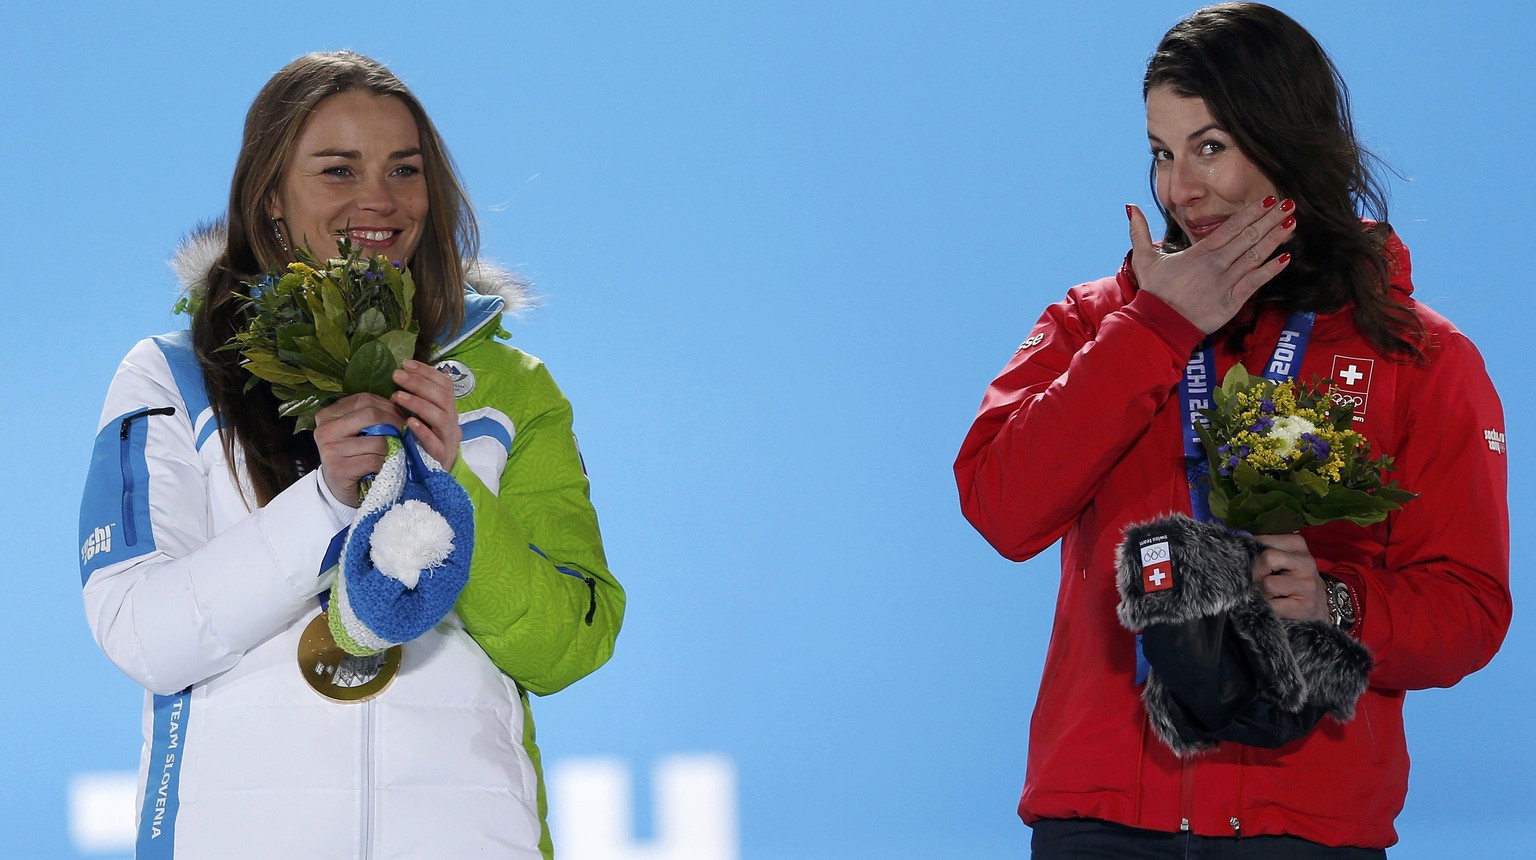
[
  {"x1": 1288, "y1": 619, "x2": 1374, "y2": 720},
  {"x1": 167, "y1": 220, "x2": 536, "y2": 315},
  {"x1": 1225, "y1": 586, "x2": 1307, "y2": 712},
  {"x1": 1115, "y1": 513, "x2": 1373, "y2": 756},
  {"x1": 464, "y1": 259, "x2": 536, "y2": 315},
  {"x1": 1115, "y1": 514, "x2": 1263, "y2": 630},
  {"x1": 168, "y1": 221, "x2": 227, "y2": 297},
  {"x1": 1141, "y1": 673, "x2": 1215, "y2": 756}
]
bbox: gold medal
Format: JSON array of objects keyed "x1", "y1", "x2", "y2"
[{"x1": 297, "y1": 612, "x2": 402, "y2": 703}]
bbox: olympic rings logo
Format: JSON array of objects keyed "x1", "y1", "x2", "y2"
[
  {"x1": 1140, "y1": 544, "x2": 1170, "y2": 563},
  {"x1": 1331, "y1": 392, "x2": 1365, "y2": 408}
]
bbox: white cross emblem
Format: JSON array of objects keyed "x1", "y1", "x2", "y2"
[
  {"x1": 1339, "y1": 364, "x2": 1364, "y2": 386},
  {"x1": 1148, "y1": 569, "x2": 1166, "y2": 587}
]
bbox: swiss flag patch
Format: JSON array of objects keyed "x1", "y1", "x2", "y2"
[
  {"x1": 1139, "y1": 538, "x2": 1175, "y2": 593},
  {"x1": 1330, "y1": 355, "x2": 1374, "y2": 419},
  {"x1": 1143, "y1": 561, "x2": 1174, "y2": 592}
]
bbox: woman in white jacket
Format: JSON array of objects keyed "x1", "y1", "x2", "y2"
[{"x1": 79, "y1": 51, "x2": 623, "y2": 859}]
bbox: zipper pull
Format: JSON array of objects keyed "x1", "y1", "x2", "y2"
[
  {"x1": 120, "y1": 406, "x2": 177, "y2": 439},
  {"x1": 1180, "y1": 818, "x2": 1190, "y2": 832},
  {"x1": 1230, "y1": 817, "x2": 1241, "y2": 838}
]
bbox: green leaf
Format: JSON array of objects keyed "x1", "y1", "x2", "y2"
[
  {"x1": 343, "y1": 340, "x2": 398, "y2": 398},
  {"x1": 376, "y1": 329, "x2": 417, "y2": 366},
  {"x1": 285, "y1": 337, "x2": 347, "y2": 378},
  {"x1": 302, "y1": 368, "x2": 344, "y2": 392},
  {"x1": 1293, "y1": 469, "x2": 1328, "y2": 496},
  {"x1": 398, "y1": 268, "x2": 416, "y2": 328},
  {"x1": 352, "y1": 307, "x2": 388, "y2": 345},
  {"x1": 1220, "y1": 363, "x2": 1254, "y2": 394},
  {"x1": 1228, "y1": 487, "x2": 1308, "y2": 534},
  {"x1": 1232, "y1": 459, "x2": 1263, "y2": 491},
  {"x1": 313, "y1": 301, "x2": 351, "y2": 363},
  {"x1": 1194, "y1": 420, "x2": 1222, "y2": 463},
  {"x1": 1207, "y1": 484, "x2": 1231, "y2": 521},
  {"x1": 242, "y1": 357, "x2": 309, "y2": 386}
]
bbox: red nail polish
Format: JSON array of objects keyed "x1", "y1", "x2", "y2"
[
  {"x1": 1126, "y1": 204, "x2": 1134, "y2": 221},
  {"x1": 1280, "y1": 198, "x2": 1295, "y2": 213},
  {"x1": 1278, "y1": 252, "x2": 1292, "y2": 264},
  {"x1": 1281, "y1": 215, "x2": 1296, "y2": 230},
  {"x1": 1262, "y1": 195, "x2": 1276, "y2": 209}
]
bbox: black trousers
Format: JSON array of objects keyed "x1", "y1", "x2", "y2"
[{"x1": 1031, "y1": 818, "x2": 1387, "y2": 860}]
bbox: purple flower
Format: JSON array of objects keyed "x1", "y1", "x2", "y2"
[
  {"x1": 1302, "y1": 433, "x2": 1331, "y2": 460},
  {"x1": 1216, "y1": 444, "x2": 1244, "y2": 476},
  {"x1": 1249, "y1": 415, "x2": 1274, "y2": 434},
  {"x1": 1259, "y1": 398, "x2": 1276, "y2": 414}
]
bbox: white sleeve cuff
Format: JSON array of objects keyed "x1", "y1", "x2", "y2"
[{"x1": 315, "y1": 468, "x2": 358, "y2": 528}]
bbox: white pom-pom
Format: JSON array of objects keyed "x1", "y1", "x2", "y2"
[{"x1": 369, "y1": 500, "x2": 455, "y2": 589}]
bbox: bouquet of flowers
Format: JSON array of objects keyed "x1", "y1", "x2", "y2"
[
  {"x1": 1194, "y1": 365, "x2": 1416, "y2": 534},
  {"x1": 224, "y1": 236, "x2": 420, "y2": 432}
]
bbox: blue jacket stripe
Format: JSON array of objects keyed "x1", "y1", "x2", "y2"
[
  {"x1": 461, "y1": 416, "x2": 514, "y2": 458},
  {"x1": 526, "y1": 543, "x2": 590, "y2": 581},
  {"x1": 136, "y1": 690, "x2": 192, "y2": 857},
  {"x1": 79, "y1": 410, "x2": 163, "y2": 586},
  {"x1": 151, "y1": 332, "x2": 218, "y2": 450}
]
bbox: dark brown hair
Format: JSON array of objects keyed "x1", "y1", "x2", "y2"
[
  {"x1": 1144, "y1": 2, "x2": 1425, "y2": 359},
  {"x1": 194, "y1": 51, "x2": 480, "y2": 506}
]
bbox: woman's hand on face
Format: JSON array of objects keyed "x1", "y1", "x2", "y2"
[
  {"x1": 391, "y1": 360, "x2": 461, "y2": 471},
  {"x1": 1128, "y1": 196, "x2": 1297, "y2": 334},
  {"x1": 314, "y1": 393, "x2": 404, "y2": 507},
  {"x1": 1251, "y1": 532, "x2": 1330, "y2": 623}
]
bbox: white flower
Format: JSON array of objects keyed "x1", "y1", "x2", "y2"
[
  {"x1": 369, "y1": 499, "x2": 455, "y2": 589},
  {"x1": 1269, "y1": 415, "x2": 1318, "y2": 455}
]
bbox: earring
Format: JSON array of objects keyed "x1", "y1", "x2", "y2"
[{"x1": 271, "y1": 218, "x2": 290, "y2": 253}]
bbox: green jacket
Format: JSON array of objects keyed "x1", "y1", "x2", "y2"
[{"x1": 437, "y1": 291, "x2": 624, "y2": 696}]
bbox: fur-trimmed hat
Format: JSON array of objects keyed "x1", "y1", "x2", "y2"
[{"x1": 1116, "y1": 513, "x2": 1372, "y2": 756}]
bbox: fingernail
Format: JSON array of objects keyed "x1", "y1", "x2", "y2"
[
  {"x1": 1280, "y1": 198, "x2": 1295, "y2": 213},
  {"x1": 1278, "y1": 252, "x2": 1292, "y2": 264},
  {"x1": 1262, "y1": 195, "x2": 1276, "y2": 209},
  {"x1": 1281, "y1": 215, "x2": 1296, "y2": 230},
  {"x1": 1125, "y1": 204, "x2": 1134, "y2": 221}
]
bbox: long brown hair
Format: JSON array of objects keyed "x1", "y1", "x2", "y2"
[
  {"x1": 1144, "y1": 2, "x2": 1425, "y2": 359},
  {"x1": 194, "y1": 51, "x2": 480, "y2": 506}
]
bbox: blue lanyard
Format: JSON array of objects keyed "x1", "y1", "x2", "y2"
[{"x1": 1135, "y1": 310, "x2": 1315, "y2": 684}]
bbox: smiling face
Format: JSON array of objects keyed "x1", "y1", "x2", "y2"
[
  {"x1": 268, "y1": 89, "x2": 428, "y2": 262},
  {"x1": 1145, "y1": 84, "x2": 1279, "y2": 245}
]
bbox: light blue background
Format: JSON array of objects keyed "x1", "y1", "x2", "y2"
[{"x1": 4, "y1": 2, "x2": 1531, "y2": 857}]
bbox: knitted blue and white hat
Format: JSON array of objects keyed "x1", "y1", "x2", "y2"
[{"x1": 329, "y1": 431, "x2": 474, "y2": 656}]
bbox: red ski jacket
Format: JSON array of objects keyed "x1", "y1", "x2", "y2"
[{"x1": 954, "y1": 231, "x2": 1509, "y2": 848}]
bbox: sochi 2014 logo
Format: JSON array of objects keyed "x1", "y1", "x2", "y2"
[
  {"x1": 1485, "y1": 429, "x2": 1506, "y2": 454},
  {"x1": 81, "y1": 524, "x2": 114, "y2": 566}
]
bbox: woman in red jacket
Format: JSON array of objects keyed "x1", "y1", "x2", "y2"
[{"x1": 954, "y1": 3, "x2": 1509, "y2": 857}]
